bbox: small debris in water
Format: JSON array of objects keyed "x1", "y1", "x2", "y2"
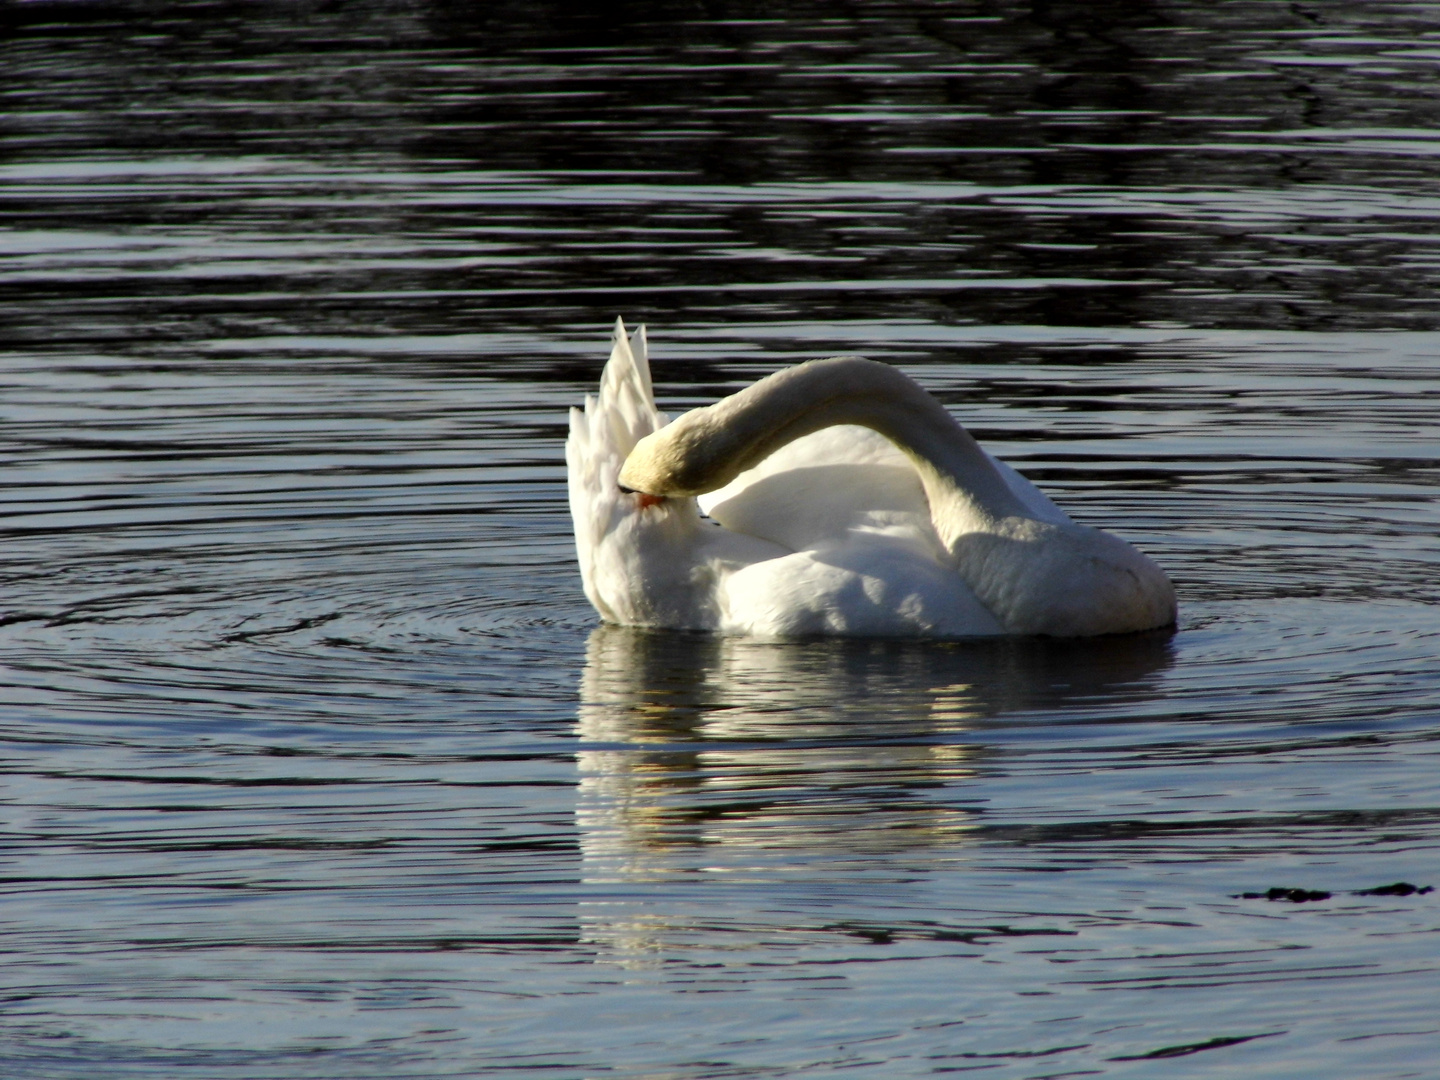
[
  {"x1": 1234, "y1": 887, "x2": 1332, "y2": 902},
  {"x1": 1232, "y1": 882, "x2": 1433, "y2": 902},
  {"x1": 1352, "y1": 881, "x2": 1433, "y2": 897},
  {"x1": 1109, "y1": 1032, "x2": 1282, "y2": 1060}
]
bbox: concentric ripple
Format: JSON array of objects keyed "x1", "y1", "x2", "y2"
[{"x1": 3, "y1": 3, "x2": 1440, "y2": 1078}]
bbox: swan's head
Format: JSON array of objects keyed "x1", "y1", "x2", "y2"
[
  {"x1": 618, "y1": 405, "x2": 749, "y2": 498},
  {"x1": 617, "y1": 359, "x2": 866, "y2": 497}
]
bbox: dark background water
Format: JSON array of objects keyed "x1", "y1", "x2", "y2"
[{"x1": 2, "y1": 3, "x2": 1439, "y2": 1077}]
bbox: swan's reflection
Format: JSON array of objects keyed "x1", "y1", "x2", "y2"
[{"x1": 575, "y1": 626, "x2": 1173, "y2": 960}]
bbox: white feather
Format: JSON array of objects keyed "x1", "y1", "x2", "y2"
[{"x1": 568, "y1": 321, "x2": 1175, "y2": 639}]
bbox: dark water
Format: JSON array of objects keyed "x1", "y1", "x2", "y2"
[{"x1": 3, "y1": 3, "x2": 1440, "y2": 1077}]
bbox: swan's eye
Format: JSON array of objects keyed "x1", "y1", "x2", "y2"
[{"x1": 618, "y1": 482, "x2": 665, "y2": 509}]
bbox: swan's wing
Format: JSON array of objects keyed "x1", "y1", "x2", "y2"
[
  {"x1": 704, "y1": 427, "x2": 1006, "y2": 637},
  {"x1": 696, "y1": 423, "x2": 1072, "y2": 548},
  {"x1": 567, "y1": 319, "x2": 667, "y2": 618},
  {"x1": 983, "y1": 451, "x2": 1073, "y2": 526},
  {"x1": 697, "y1": 425, "x2": 944, "y2": 553},
  {"x1": 718, "y1": 533, "x2": 1004, "y2": 639},
  {"x1": 698, "y1": 424, "x2": 910, "y2": 508}
]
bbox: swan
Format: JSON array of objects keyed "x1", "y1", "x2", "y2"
[{"x1": 567, "y1": 318, "x2": 1176, "y2": 639}]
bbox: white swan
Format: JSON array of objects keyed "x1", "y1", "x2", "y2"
[{"x1": 567, "y1": 318, "x2": 1176, "y2": 639}]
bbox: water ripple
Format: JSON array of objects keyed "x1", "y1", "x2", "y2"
[{"x1": 4, "y1": 3, "x2": 1440, "y2": 1078}]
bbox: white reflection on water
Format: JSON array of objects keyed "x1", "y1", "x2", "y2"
[
  {"x1": 575, "y1": 625, "x2": 1175, "y2": 958},
  {"x1": 5, "y1": 2, "x2": 1440, "y2": 1074}
]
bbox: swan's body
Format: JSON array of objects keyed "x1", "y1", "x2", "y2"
[{"x1": 568, "y1": 319, "x2": 1175, "y2": 639}]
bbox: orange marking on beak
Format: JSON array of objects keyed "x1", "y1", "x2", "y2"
[{"x1": 636, "y1": 492, "x2": 666, "y2": 510}]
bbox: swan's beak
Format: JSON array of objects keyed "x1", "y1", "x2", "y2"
[{"x1": 617, "y1": 482, "x2": 667, "y2": 510}]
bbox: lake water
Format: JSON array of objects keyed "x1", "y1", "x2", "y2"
[{"x1": 3, "y1": 3, "x2": 1439, "y2": 1077}]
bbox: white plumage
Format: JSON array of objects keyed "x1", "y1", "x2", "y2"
[{"x1": 568, "y1": 318, "x2": 1175, "y2": 639}]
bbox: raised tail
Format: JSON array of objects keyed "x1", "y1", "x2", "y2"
[{"x1": 566, "y1": 318, "x2": 666, "y2": 615}]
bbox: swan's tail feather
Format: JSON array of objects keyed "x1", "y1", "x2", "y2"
[
  {"x1": 595, "y1": 318, "x2": 661, "y2": 455},
  {"x1": 567, "y1": 317, "x2": 664, "y2": 478},
  {"x1": 566, "y1": 318, "x2": 665, "y2": 617}
]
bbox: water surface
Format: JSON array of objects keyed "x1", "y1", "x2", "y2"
[{"x1": 2, "y1": 4, "x2": 1439, "y2": 1077}]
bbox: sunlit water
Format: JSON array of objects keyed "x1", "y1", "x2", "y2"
[{"x1": 3, "y1": 4, "x2": 1439, "y2": 1077}]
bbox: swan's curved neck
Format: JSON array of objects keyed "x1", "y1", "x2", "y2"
[{"x1": 617, "y1": 356, "x2": 1029, "y2": 541}]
